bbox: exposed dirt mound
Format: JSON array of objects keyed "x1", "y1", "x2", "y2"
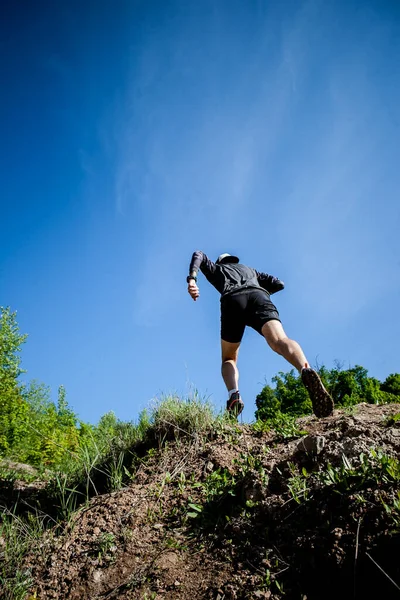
[{"x1": 22, "y1": 404, "x2": 400, "y2": 599}]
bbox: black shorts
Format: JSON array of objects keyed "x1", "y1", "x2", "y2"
[{"x1": 220, "y1": 289, "x2": 281, "y2": 343}]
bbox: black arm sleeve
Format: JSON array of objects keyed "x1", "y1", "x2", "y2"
[
  {"x1": 256, "y1": 271, "x2": 285, "y2": 295},
  {"x1": 189, "y1": 251, "x2": 217, "y2": 278}
]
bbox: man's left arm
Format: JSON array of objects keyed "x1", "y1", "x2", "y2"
[{"x1": 256, "y1": 271, "x2": 285, "y2": 294}]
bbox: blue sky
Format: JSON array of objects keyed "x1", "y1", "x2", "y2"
[{"x1": 1, "y1": 0, "x2": 399, "y2": 423}]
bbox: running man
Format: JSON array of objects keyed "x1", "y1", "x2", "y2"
[{"x1": 187, "y1": 251, "x2": 334, "y2": 418}]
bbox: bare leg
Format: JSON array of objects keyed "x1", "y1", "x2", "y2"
[
  {"x1": 261, "y1": 320, "x2": 308, "y2": 372},
  {"x1": 262, "y1": 320, "x2": 333, "y2": 417},
  {"x1": 221, "y1": 339, "x2": 241, "y2": 391}
]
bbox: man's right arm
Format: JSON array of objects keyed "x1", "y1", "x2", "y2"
[
  {"x1": 187, "y1": 251, "x2": 217, "y2": 301},
  {"x1": 188, "y1": 250, "x2": 216, "y2": 279}
]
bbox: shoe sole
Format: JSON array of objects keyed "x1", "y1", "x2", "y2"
[
  {"x1": 227, "y1": 399, "x2": 244, "y2": 417},
  {"x1": 302, "y1": 369, "x2": 334, "y2": 418}
]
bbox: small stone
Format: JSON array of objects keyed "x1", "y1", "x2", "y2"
[
  {"x1": 297, "y1": 435, "x2": 325, "y2": 454},
  {"x1": 92, "y1": 570, "x2": 103, "y2": 583}
]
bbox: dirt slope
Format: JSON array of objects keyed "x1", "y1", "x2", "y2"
[{"x1": 24, "y1": 403, "x2": 400, "y2": 600}]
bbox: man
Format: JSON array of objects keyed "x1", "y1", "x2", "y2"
[{"x1": 187, "y1": 250, "x2": 334, "y2": 418}]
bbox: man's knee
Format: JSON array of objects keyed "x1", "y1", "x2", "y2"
[
  {"x1": 222, "y1": 357, "x2": 237, "y2": 368},
  {"x1": 267, "y1": 336, "x2": 288, "y2": 354},
  {"x1": 221, "y1": 340, "x2": 240, "y2": 364}
]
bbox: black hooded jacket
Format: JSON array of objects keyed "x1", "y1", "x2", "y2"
[{"x1": 189, "y1": 251, "x2": 284, "y2": 299}]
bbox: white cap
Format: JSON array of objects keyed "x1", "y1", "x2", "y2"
[{"x1": 216, "y1": 253, "x2": 240, "y2": 265}]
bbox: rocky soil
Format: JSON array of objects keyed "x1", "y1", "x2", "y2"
[{"x1": 6, "y1": 403, "x2": 400, "y2": 599}]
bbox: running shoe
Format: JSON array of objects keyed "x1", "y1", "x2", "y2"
[
  {"x1": 301, "y1": 368, "x2": 334, "y2": 418},
  {"x1": 226, "y1": 391, "x2": 244, "y2": 417}
]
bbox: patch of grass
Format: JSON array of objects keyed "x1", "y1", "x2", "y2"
[
  {"x1": 213, "y1": 417, "x2": 243, "y2": 444},
  {"x1": 0, "y1": 464, "x2": 39, "y2": 485},
  {"x1": 342, "y1": 404, "x2": 358, "y2": 416},
  {"x1": 234, "y1": 451, "x2": 269, "y2": 487},
  {"x1": 252, "y1": 413, "x2": 308, "y2": 440},
  {"x1": 150, "y1": 393, "x2": 217, "y2": 441},
  {"x1": 183, "y1": 466, "x2": 238, "y2": 526},
  {"x1": 383, "y1": 412, "x2": 400, "y2": 427},
  {"x1": 0, "y1": 467, "x2": 19, "y2": 492},
  {"x1": 317, "y1": 451, "x2": 400, "y2": 535},
  {"x1": 49, "y1": 472, "x2": 85, "y2": 522},
  {"x1": 186, "y1": 467, "x2": 237, "y2": 519},
  {"x1": 287, "y1": 463, "x2": 310, "y2": 504},
  {"x1": 0, "y1": 568, "x2": 32, "y2": 600},
  {"x1": 93, "y1": 532, "x2": 117, "y2": 562},
  {"x1": 164, "y1": 536, "x2": 188, "y2": 551},
  {"x1": 318, "y1": 449, "x2": 400, "y2": 492},
  {"x1": 185, "y1": 450, "x2": 271, "y2": 526},
  {"x1": 255, "y1": 550, "x2": 289, "y2": 595},
  {"x1": 0, "y1": 510, "x2": 48, "y2": 600},
  {"x1": 381, "y1": 490, "x2": 400, "y2": 531},
  {"x1": 42, "y1": 409, "x2": 154, "y2": 515},
  {"x1": 202, "y1": 468, "x2": 237, "y2": 503}
]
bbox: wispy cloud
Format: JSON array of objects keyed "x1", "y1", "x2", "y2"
[
  {"x1": 111, "y1": 0, "x2": 399, "y2": 326},
  {"x1": 110, "y1": 3, "x2": 322, "y2": 324}
]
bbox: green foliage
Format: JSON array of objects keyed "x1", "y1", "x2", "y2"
[
  {"x1": 316, "y1": 451, "x2": 400, "y2": 534},
  {"x1": 0, "y1": 307, "x2": 28, "y2": 453},
  {"x1": 252, "y1": 413, "x2": 308, "y2": 440},
  {"x1": 185, "y1": 451, "x2": 270, "y2": 525},
  {"x1": 0, "y1": 308, "x2": 147, "y2": 474},
  {"x1": 16, "y1": 382, "x2": 80, "y2": 468},
  {"x1": 0, "y1": 307, "x2": 27, "y2": 381},
  {"x1": 381, "y1": 373, "x2": 400, "y2": 396},
  {"x1": 90, "y1": 410, "x2": 142, "y2": 454},
  {"x1": 50, "y1": 473, "x2": 84, "y2": 521},
  {"x1": 384, "y1": 412, "x2": 400, "y2": 427},
  {"x1": 381, "y1": 490, "x2": 400, "y2": 531},
  {"x1": 255, "y1": 370, "x2": 311, "y2": 421},
  {"x1": 0, "y1": 308, "x2": 82, "y2": 468},
  {"x1": 93, "y1": 532, "x2": 116, "y2": 561},
  {"x1": 0, "y1": 510, "x2": 46, "y2": 599},
  {"x1": 319, "y1": 449, "x2": 400, "y2": 492},
  {"x1": 202, "y1": 468, "x2": 237, "y2": 503},
  {"x1": 255, "y1": 363, "x2": 400, "y2": 422},
  {"x1": 286, "y1": 462, "x2": 310, "y2": 504},
  {"x1": 184, "y1": 466, "x2": 237, "y2": 524}
]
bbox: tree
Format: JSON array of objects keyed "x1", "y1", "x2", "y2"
[
  {"x1": 255, "y1": 370, "x2": 312, "y2": 421},
  {"x1": 381, "y1": 374, "x2": 400, "y2": 397},
  {"x1": 18, "y1": 381, "x2": 80, "y2": 466},
  {"x1": 0, "y1": 308, "x2": 80, "y2": 466},
  {"x1": 255, "y1": 363, "x2": 400, "y2": 421},
  {"x1": 0, "y1": 307, "x2": 28, "y2": 452}
]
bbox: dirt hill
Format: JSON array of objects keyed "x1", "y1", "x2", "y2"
[{"x1": 8, "y1": 404, "x2": 400, "y2": 599}]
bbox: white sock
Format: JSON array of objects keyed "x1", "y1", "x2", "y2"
[{"x1": 228, "y1": 389, "x2": 239, "y2": 398}]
